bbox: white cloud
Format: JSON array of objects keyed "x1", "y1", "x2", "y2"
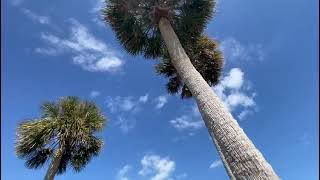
[
  {"x1": 225, "y1": 92, "x2": 255, "y2": 110},
  {"x1": 35, "y1": 48, "x2": 59, "y2": 55},
  {"x1": 176, "y1": 173, "x2": 188, "y2": 179},
  {"x1": 36, "y1": 19, "x2": 123, "y2": 72},
  {"x1": 220, "y1": 68, "x2": 244, "y2": 90},
  {"x1": 90, "y1": 0, "x2": 106, "y2": 26},
  {"x1": 170, "y1": 103, "x2": 204, "y2": 134},
  {"x1": 22, "y1": 9, "x2": 50, "y2": 24},
  {"x1": 115, "y1": 117, "x2": 136, "y2": 133},
  {"x1": 139, "y1": 94, "x2": 149, "y2": 103},
  {"x1": 90, "y1": 90, "x2": 101, "y2": 98},
  {"x1": 220, "y1": 37, "x2": 265, "y2": 62},
  {"x1": 237, "y1": 109, "x2": 253, "y2": 121},
  {"x1": 155, "y1": 96, "x2": 168, "y2": 109},
  {"x1": 139, "y1": 154, "x2": 175, "y2": 180},
  {"x1": 213, "y1": 68, "x2": 256, "y2": 120},
  {"x1": 106, "y1": 94, "x2": 149, "y2": 133},
  {"x1": 90, "y1": 0, "x2": 104, "y2": 13},
  {"x1": 170, "y1": 115, "x2": 203, "y2": 131},
  {"x1": 106, "y1": 96, "x2": 148, "y2": 113},
  {"x1": 209, "y1": 160, "x2": 223, "y2": 169},
  {"x1": 117, "y1": 165, "x2": 131, "y2": 180}
]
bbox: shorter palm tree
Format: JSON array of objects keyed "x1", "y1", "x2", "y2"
[{"x1": 15, "y1": 96, "x2": 106, "y2": 180}]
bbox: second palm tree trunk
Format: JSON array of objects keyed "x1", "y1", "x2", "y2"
[
  {"x1": 44, "y1": 145, "x2": 64, "y2": 180},
  {"x1": 158, "y1": 17, "x2": 279, "y2": 180}
]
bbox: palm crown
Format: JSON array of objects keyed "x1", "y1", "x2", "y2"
[
  {"x1": 15, "y1": 96, "x2": 106, "y2": 174},
  {"x1": 103, "y1": 0, "x2": 215, "y2": 58},
  {"x1": 156, "y1": 35, "x2": 223, "y2": 98}
]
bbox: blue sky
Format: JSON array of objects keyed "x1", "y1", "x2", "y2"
[{"x1": 1, "y1": 0, "x2": 319, "y2": 179}]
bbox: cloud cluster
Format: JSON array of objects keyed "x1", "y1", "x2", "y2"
[
  {"x1": 106, "y1": 94, "x2": 169, "y2": 133},
  {"x1": 106, "y1": 94, "x2": 149, "y2": 113},
  {"x1": 139, "y1": 154, "x2": 176, "y2": 180},
  {"x1": 106, "y1": 94, "x2": 148, "y2": 133},
  {"x1": 213, "y1": 68, "x2": 256, "y2": 120},
  {"x1": 220, "y1": 37, "x2": 265, "y2": 62},
  {"x1": 170, "y1": 68, "x2": 256, "y2": 136},
  {"x1": 116, "y1": 153, "x2": 181, "y2": 180},
  {"x1": 90, "y1": 0, "x2": 106, "y2": 26},
  {"x1": 170, "y1": 115, "x2": 203, "y2": 131},
  {"x1": 36, "y1": 19, "x2": 123, "y2": 72},
  {"x1": 21, "y1": 9, "x2": 50, "y2": 25},
  {"x1": 117, "y1": 165, "x2": 132, "y2": 180},
  {"x1": 155, "y1": 95, "x2": 168, "y2": 109},
  {"x1": 169, "y1": 103, "x2": 204, "y2": 133}
]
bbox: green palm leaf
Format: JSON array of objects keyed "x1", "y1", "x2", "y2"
[
  {"x1": 15, "y1": 96, "x2": 106, "y2": 179},
  {"x1": 102, "y1": 0, "x2": 216, "y2": 58}
]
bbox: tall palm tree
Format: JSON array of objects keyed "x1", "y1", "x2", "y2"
[
  {"x1": 102, "y1": 0, "x2": 279, "y2": 179},
  {"x1": 15, "y1": 96, "x2": 106, "y2": 180}
]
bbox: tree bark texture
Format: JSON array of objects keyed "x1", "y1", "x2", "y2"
[
  {"x1": 158, "y1": 17, "x2": 279, "y2": 180},
  {"x1": 44, "y1": 145, "x2": 64, "y2": 180}
]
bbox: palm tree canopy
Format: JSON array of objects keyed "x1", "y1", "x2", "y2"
[
  {"x1": 155, "y1": 35, "x2": 224, "y2": 98},
  {"x1": 103, "y1": 0, "x2": 216, "y2": 58},
  {"x1": 15, "y1": 96, "x2": 106, "y2": 174}
]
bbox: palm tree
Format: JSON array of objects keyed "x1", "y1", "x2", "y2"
[
  {"x1": 156, "y1": 35, "x2": 223, "y2": 99},
  {"x1": 15, "y1": 96, "x2": 106, "y2": 180},
  {"x1": 102, "y1": 0, "x2": 279, "y2": 179}
]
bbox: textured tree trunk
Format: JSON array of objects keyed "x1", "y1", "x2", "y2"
[
  {"x1": 44, "y1": 145, "x2": 64, "y2": 180},
  {"x1": 158, "y1": 17, "x2": 279, "y2": 179}
]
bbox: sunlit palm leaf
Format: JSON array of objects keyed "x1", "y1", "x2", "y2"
[{"x1": 15, "y1": 96, "x2": 106, "y2": 174}]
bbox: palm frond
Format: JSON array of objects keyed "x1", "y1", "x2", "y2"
[
  {"x1": 102, "y1": 0, "x2": 216, "y2": 58},
  {"x1": 16, "y1": 118, "x2": 56, "y2": 159},
  {"x1": 70, "y1": 136, "x2": 103, "y2": 172},
  {"x1": 24, "y1": 148, "x2": 53, "y2": 169},
  {"x1": 16, "y1": 96, "x2": 106, "y2": 175}
]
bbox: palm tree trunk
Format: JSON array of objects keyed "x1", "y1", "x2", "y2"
[
  {"x1": 44, "y1": 145, "x2": 64, "y2": 180},
  {"x1": 158, "y1": 17, "x2": 279, "y2": 179}
]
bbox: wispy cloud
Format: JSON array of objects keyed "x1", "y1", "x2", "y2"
[
  {"x1": 91, "y1": 0, "x2": 104, "y2": 13},
  {"x1": 115, "y1": 117, "x2": 136, "y2": 134},
  {"x1": 213, "y1": 68, "x2": 257, "y2": 120},
  {"x1": 106, "y1": 94, "x2": 149, "y2": 133},
  {"x1": 90, "y1": 0, "x2": 105, "y2": 26},
  {"x1": 36, "y1": 19, "x2": 123, "y2": 73},
  {"x1": 21, "y1": 9, "x2": 50, "y2": 24},
  {"x1": 220, "y1": 37, "x2": 265, "y2": 62},
  {"x1": 106, "y1": 95, "x2": 148, "y2": 113},
  {"x1": 170, "y1": 103, "x2": 204, "y2": 133},
  {"x1": 139, "y1": 94, "x2": 149, "y2": 103},
  {"x1": 170, "y1": 115, "x2": 203, "y2": 131},
  {"x1": 176, "y1": 173, "x2": 188, "y2": 179},
  {"x1": 155, "y1": 95, "x2": 168, "y2": 109},
  {"x1": 90, "y1": 90, "x2": 101, "y2": 98},
  {"x1": 209, "y1": 160, "x2": 223, "y2": 169},
  {"x1": 139, "y1": 154, "x2": 176, "y2": 180},
  {"x1": 106, "y1": 93, "x2": 170, "y2": 133},
  {"x1": 117, "y1": 165, "x2": 132, "y2": 180}
]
